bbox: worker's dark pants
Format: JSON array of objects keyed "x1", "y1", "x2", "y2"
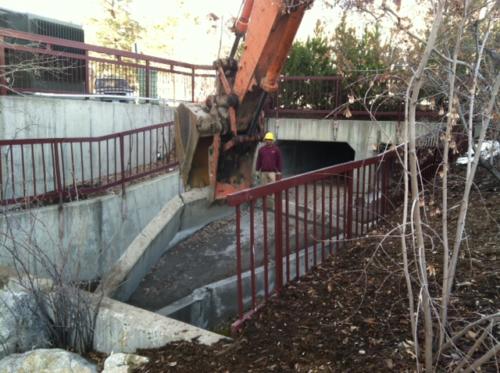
[{"x1": 259, "y1": 171, "x2": 277, "y2": 209}]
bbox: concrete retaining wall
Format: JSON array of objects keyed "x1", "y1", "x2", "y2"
[
  {"x1": 99, "y1": 187, "x2": 232, "y2": 302},
  {"x1": 0, "y1": 171, "x2": 180, "y2": 281},
  {"x1": 0, "y1": 96, "x2": 174, "y2": 139},
  {"x1": 0, "y1": 97, "x2": 176, "y2": 200},
  {"x1": 1, "y1": 273, "x2": 226, "y2": 357}
]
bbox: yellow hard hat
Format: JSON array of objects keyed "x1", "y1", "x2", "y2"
[{"x1": 264, "y1": 132, "x2": 275, "y2": 141}]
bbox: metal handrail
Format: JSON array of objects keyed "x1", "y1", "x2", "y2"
[
  {"x1": 0, "y1": 122, "x2": 177, "y2": 206},
  {"x1": 0, "y1": 28, "x2": 216, "y2": 100},
  {"x1": 227, "y1": 139, "x2": 450, "y2": 332}
]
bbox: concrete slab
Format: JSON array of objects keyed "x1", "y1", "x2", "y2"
[
  {"x1": 94, "y1": 296, "x2": 227, "y2": 354},
  {"x1": 267, "y1": 118, "x2": 435, "y2": 160},
  {"x1": 0, "y1": 96, "x2": 174, "y2": 139}
]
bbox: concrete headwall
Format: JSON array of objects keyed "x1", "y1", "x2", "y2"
[
  {"x1": 0, "y1": 171, "x2": 180, "y2": 281},
  {"x1": 267, "y1": 118, "x2": 435, "y2": 160},
  {"x1": 0, "y1": 96, "x2": 174, "y2": 139}
]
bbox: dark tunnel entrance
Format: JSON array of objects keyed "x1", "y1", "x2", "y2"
[{"x1": 277, "y1": 140, "x2": 355, "y2": 176}]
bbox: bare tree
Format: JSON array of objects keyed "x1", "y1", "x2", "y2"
[
  {"x1": 394, "y1": 1, "x2": 498, "y2": 371},
  {"x1": 0, "y1": 206, "x2": 104, "y2": 354},
  {"x1": 0, "y1": 38, "x2": 84, "y2": 95},
  {"x1": 0, "y1": 156, "x2": 104, "y2": 354},
  {"x1": 333, "y1": 0, "x2": 499, "y2": 371}
]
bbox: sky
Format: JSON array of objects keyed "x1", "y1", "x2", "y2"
[
  {"x1": 0, "y1": 0, "x2": 428, "y2": 63},
  {"x1": 0, "y1": 0, "x2": 338, "y2": 62},
  {"x1": 0, "y1": 0, "x2": 330, "y2": 33}
]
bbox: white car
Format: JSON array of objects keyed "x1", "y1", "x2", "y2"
[{"x1": 456, "y1": 140, "x2": 500, "y2": 164}]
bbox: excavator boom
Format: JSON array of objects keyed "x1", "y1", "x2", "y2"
[{"x1": 175, "y1": 0, "x2": 313, "y2": 200}]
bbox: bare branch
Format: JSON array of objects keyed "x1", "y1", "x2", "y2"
[
  {"x1": 452, "y1": 320, "x2": 493, "y2": 372},
  {"x1": 440, "y1": 313, "x2": 500, "y2": 353},
  {"x1": 462, "y1": 343, "x2": 500, "y2": 373}
]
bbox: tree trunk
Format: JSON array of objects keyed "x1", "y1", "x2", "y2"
[{"x1": 406, "y1": 1, "x2": 445, "y2": 369}]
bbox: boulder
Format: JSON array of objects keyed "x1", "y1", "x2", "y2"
[
  {"x1": 0, "y1": 348, "x2": 97, "y2": 373},
  {"x1": 0, "y1": 287, "x2": 50, "y2": 358},
  {"x1": 102, "y1": 352, "x2": 149, "y2": 372}
]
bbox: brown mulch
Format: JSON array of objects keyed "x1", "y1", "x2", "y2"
[{"x1": 127, "y1": 167, "x2": 499, "y2": 372}]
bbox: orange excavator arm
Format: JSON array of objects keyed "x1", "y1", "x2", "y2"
[{"x1": 175, "y1": 0, "x2": 313, "y2": 200}]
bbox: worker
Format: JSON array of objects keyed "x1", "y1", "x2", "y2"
[{"x1": 256, "y1": 131, "x2": 282, "y2": 186}]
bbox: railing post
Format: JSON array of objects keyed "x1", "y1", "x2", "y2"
[
  {"x1": 145, "y1": 60, "x2": 151, "y2": 98},
  {"x1": 336, "y1": 77, "x2": 343, "y2": 114},
  {"x1": 0, "y1": 36, "x2": 7, "y2": 95},
  {"x1": 52, "y1": 141, "x2": 63, "y2": 206},
  {"x1": 382, "y1": 157, "x2": 391, "y2": 215},
  {"x1": 119, "y1": 134, "x2": 125, "y2": 195},
  {"x1": 235, "y1": 205, "x2": 243, "y2": 320},
  {"x1": 346, "y1": 170, "x2": 353, "y2": 239},
  {"x1": 84, "y1": 50, "x2": 90, "y2": 94},
  {"x1": 191, "y1": 67, "x2": 195, "y2": 102},
  {"x1": 274, "y1": 191, "x2": 283, "y2": 292}
]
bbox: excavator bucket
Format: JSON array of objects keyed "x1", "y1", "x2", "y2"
[
  {"x1": 174, "y1": 102, "x2": 220, "y2": 190},
  {"x1": 175, "y1": 102, "x2": 257, "y2": 200},
  {"x1": 213, "y1": 141, "x2": 257, "y2": 198}
]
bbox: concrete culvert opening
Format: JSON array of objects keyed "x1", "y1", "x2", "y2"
[{"x1": 278, "y1": 141, "x2": 355, "y2": 176}]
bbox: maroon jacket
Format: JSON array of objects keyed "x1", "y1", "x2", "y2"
[{"x1": 256, "y1": 144, "x2": 282, "y2": 172}]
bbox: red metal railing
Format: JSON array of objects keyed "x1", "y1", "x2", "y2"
[
  {"x1": 0, "y1": 122, "x2": 177, "y2": 206},
  {"x1": 0, "y1": 28, "x2": 215, "y2": 101},
  {"x1": 271, "y1": 76, "x2": 343, "y2": 112},
  {"x1": 226, "y1": 139, "x2": 446, "y2": 332},
  {"x1": 267, "y1": 76, "x2": 439, "y2": 120}
]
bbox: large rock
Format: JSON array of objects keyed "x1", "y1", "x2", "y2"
[
  {"x1": 0, "y1": 348, "x2": 97, "y2": 373},
  {"x1": 0, "y1": 287, "x2": 50, "y2": 358},
  {"x1": 102, "y1": 353, "x2": 149, "y2": 373}
]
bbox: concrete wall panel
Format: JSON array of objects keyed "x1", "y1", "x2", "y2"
[
  {"x1": 0, "y1": 96, "x2": 174, "y2": 139},
  {"x1": 0, "y1": 171, "x2": 180, "y2": 281}
]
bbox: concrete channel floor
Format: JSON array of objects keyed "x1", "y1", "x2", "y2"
[
  {"x1": 128, "y1": 182, "x2": 356, "y2": 312},
  {"x1": 128, "y1": 213, "x2": 242, "y2": 311}
]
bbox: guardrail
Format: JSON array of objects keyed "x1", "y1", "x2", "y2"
[
  {"x1": 266, "y1": 76, "x2": 439, "y2": 120},
  {"x1": 0, "y1": 28, "x2": 216, "y2": 102},
  {"x1": 269, "y1": 75, "x2": 343, "y2": 113},
  {"x1": 0, "y1": 122, "x2": 177, "y2": 206},
  {"x1": 226, "y1": 139, "x2": 447, "y2": 332}
]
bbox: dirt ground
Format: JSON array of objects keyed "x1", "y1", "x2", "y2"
[{"x1": 125, "y1": 166, "x2": 499, "y2": 372}]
